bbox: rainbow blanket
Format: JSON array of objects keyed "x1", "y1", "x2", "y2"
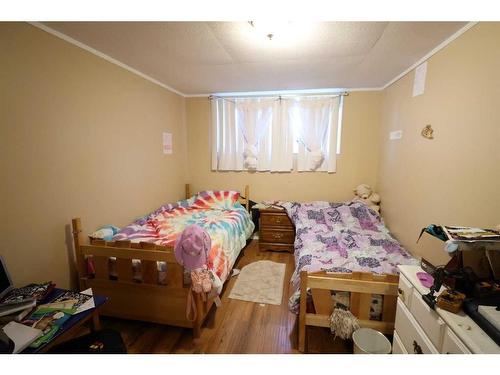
[{"x1": 113, "y1": 191, "x2": 254, "y2": 283}]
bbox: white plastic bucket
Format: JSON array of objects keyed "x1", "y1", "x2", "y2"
[{"x1": 352, "y1": 328, "x2": 392, "y2": 354}]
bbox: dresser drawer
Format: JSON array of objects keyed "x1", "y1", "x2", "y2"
[
  {"x1": 260, "y1": 228, "x2": 295, "y2": 244},
  {"x1": 260, "y1": 212, "x2": 293, "y2": 228},
  {"x1": 398, "y1": 273, "x2": 413, "y2": 309},
  {"x1": 410, "y1": 289, "x2": 446, "y2": 349},
  {"x1": 395, "y1": 299, "x2": 439, "y2": 354},
  {"x1": 442, "y1": 327, "x2": 471, "y2": 354},
  {"x1": 392, "y1": 331, "x2": 407, "y2": 354}
]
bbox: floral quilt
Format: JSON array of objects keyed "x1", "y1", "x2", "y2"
[
  {"x1": 280, "y1": 200, "x2": 418, "y2": 312},
  {"x1": 112, "y1": 190, "x2": 254, "y2": 283}
]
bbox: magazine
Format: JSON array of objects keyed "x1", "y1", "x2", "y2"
[
  {"x1": 11, "y1": 288, "x2": 95, "y2": 350},
  {"x1": 42, "y1": 289, "x2": 94, "y2": 315},
  {"x1": 442, "y1": 226, "x2": 500, "y2": 242},
  {"x1": 0, "y1": 282, "x2": 54, "y2": 306},
  {"x1": 21, "y1": 308, "x2": 71, "y2": 349}
]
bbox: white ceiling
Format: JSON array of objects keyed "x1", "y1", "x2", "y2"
[{"x1": 42, "y1": 21, "x2": 468, "y2": 95}]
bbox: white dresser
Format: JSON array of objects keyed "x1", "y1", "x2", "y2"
[{"x1": 392, "y1": 265, "x2": 500, "y2": 354}]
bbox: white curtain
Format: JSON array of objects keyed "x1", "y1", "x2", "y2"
[
  {"x1": 211, "y1": 98, "x2": 243, "y2": 171},
  {"x1": 235, "y1": 98, "x2": 274, "y2": 171},
  {"x1": 288, "y1": 96, "x2": 339, "y2": 172},
  {"x1": 211, "y1": 98, "x2": 293, "y2": 172},
  {"x1": 270, "y1": 99, "x2": 294, "y2": 172}
]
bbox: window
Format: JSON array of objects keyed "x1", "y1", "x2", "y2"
[
  {"x1": 211, "y1": 93, "x2": 344, "y2": 173},
  {"x1": 291, "y1": 94, "x2": 344, "y2": 155}
]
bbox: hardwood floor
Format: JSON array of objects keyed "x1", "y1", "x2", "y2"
[{"x1": 98, "y1": 240, "x2": 351, "y2": 354}]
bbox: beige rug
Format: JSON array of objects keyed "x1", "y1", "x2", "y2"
[{"x1": 228, "y1": 260, "x2": 286, "y2": 305}]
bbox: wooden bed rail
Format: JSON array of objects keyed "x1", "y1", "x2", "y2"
[
  {"x1": 72, "y1": 217, "x2": 183, "y2": 287},
  {"x1": 71, "y1": 217, "x2": 212, "y2": 337},
  {"x1": 298, "y1": 270, "x2": 399, "y2": 353}
]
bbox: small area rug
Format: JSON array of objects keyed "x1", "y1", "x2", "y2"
[{"x1": 228, "y1": 260, "x2": 286, "y2": 305}]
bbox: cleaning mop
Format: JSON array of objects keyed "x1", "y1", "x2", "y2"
[{"x1": 329, "y1": 304, "x2": 360, "y2": 340}]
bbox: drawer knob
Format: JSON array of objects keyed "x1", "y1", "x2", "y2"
[
  {"x1": 398, "y1": 288, "x2": 405, "y2": 299},
  {"x1": 273, "y1": 233, "x2": 284, "y2": 239},
  {"x1": 275, "y1": 218, "x2": 282, "y2": 223},
  {"x1": 413, "y1": 340, "x2": 423, "y2": 354}
]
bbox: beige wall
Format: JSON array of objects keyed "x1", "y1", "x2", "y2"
[
  {"x1": 2, "y1": 21, "x2": 498, "y2": 288},
  {"x1": 0, "y1": 23, "x2": 188, "y2": 288},
  {"x1": 377, "y1": 22, "x2": 500, "y2": 266},
  {"x1": 186, "y1": 92, "x2": 382, "y2": 202}
]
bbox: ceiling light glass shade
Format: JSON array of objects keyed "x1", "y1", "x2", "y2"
[
  {"x1": 249, "y1": 21, "x2": 292, "y2": 40},
  {"x1": 244, "y1": 21, "x2": 317, "y2": 48}
]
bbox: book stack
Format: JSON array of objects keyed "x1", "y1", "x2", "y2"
[
  {"x1": 2, "y1": 285, "x2": 95, "y2": 352},
  {"x1": 1, "y1": 282, "x2": 54, "y2": 353},
  {"x1": 18, "y1": 288, "x2": 94, "y2": 349},
  {"x1": 2, "y1": 321, "x2": 43, "y2": 353},
  {"x1": 0, "y1": 282, "x2": 54, "y2": 321}
]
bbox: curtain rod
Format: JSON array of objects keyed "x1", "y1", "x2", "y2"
[{"x1": 209, "y1": 91, "x2": 349, "y2": 100}]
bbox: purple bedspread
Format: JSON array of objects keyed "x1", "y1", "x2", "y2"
[{"x1": 280, "y1": 200, "x2": 418, "y2": 312}]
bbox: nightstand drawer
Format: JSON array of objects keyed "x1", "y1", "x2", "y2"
[
  {"x1": 260, "y1": 213, "x2": 293, "y2": 228},
  {"x1": 260, "y1": 228, "x2": 295, "y2": 244}
]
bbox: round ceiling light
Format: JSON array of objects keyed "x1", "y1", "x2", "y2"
[{"x1": 248, "y1": 21, "x2": 292, "y2": 41}]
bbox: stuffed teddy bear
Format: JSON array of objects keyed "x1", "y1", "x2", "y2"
[
  {"x1": 309, "y1": 150, "x2": 325, "y2": 170},
  {"x1": 243, "y1": 145, "x2": 258, "y2": 170},
  {"x1": 353, "y1": 184, "x2": 381, "y2": 213}
]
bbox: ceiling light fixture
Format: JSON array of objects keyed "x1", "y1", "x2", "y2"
[{"x1": 248, "y1": 21, "x2": 292, "y2": 41}]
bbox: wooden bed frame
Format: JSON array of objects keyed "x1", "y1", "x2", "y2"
[
  {"x1": 298, "y1": 270, "x2": 399, "y2": 352},
  {"x1": 71, "y1": 184, "x2": 250, "y2": 338}
]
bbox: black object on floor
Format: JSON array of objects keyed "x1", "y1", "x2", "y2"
[
  {"x1": 48, "y1": 329, "x2": 127, "y2": 354},
  {"x1": 0, "y1": 329, "x2": 15, "y2": 353}
]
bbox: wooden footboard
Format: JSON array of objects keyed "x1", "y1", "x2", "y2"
[
  {"x1": 71, "y1": 218, "x2": 213, "y2": 338},
  {"x1": 298, "y1": 270, "x2": 399, "y2": 352}
]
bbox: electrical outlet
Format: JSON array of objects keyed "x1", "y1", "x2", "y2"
[{"x1": 389, "y1": 130, "x2": 403, "y2": 140}]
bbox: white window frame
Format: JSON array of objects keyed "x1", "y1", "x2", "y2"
[{"x1": 211, "y1": 90, "x2": 346, "y2": 172}]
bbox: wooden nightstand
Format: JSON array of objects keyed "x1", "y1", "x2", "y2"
[{"x1": 258, "y1": 208, "x2": 295, "y2": 253}]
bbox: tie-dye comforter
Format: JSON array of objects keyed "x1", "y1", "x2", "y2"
[
  {"x1": 112, "y1": 191, "x2": 254, "y2": 283},
  {"x1": 280, "y1": 200, "x2": 418, "y2": 312}
]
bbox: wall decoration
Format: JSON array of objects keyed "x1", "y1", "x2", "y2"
[
  {"x1": 163, "y1": 132, "x2": 172, "y2": 154},
  {"x1": 421, "y1": 124, "x2": 434, "y2": 139},
  {"x1": 412, "y1": 62, "x2": 428, "y2": 97}
]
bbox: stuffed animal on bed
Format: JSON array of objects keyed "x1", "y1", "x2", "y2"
[
  {"x1": 353, "y1": 184, "x2": 381, "y2": 213},
  {"x1": 89, "y1": 225, "x2": 120, "y2": 241}
]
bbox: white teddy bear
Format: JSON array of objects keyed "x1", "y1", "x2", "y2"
[{"x1": 353, "y1": 184, "x2": 381, "y2": 213}]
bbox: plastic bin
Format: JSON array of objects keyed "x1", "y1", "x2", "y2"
[{"x1": 352, "y1": 328, "x2": 392, "y2": 354}]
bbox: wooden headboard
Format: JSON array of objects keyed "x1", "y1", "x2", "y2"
[{"x1": 185, "y1": 184, "x2": 250, "y2": 211}]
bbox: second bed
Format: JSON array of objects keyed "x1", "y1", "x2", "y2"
[{"x1": 280, "y1": 200, "x2": 418, "y2": 352}]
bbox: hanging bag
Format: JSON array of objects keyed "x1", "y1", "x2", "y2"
[{"x1": 174, "y1": 224, "x2": 212, "y2": 321}]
